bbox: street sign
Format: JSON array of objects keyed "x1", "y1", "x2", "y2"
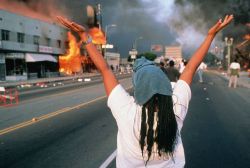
[
  {"x1": 102, "y1": 44, "x2": 114, "y2": 49},
  {"x1": 129, "y1": 49, "x2": 138, "y2": 56}
]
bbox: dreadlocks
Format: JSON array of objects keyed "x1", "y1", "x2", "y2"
[{"x1": 139, "y1": 93, "x2": 178, "y2": 165}]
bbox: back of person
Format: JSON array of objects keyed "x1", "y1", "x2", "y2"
[
  {"x1": 166, "y1": 60, "x2": 180, "y2": 82},
  {"x1": 108, "y1": 78, "x2": 191, "y2": 168},
  {"x1": 230, "y1": 62, "x2": 240, "y2": 76}
]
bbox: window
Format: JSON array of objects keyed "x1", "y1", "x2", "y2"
[
  {"x1": 65, "y1": 41, "x2": 69, "y2": 49},
  {"x1": 33, "y1": 35, "x2": 39, "y2": 45},
  {"x1": 17, "y1": 33, "x2": 25, "y2": 43},
  {"x1": 46, "y1": 38, "x2": 51, "y2": 46},
  {"x1": 57, "y1": 40, "x2": 61, "y2": 48},
  {"x1": 1, "y1": 30, "x2": 10, "y2": 41}
]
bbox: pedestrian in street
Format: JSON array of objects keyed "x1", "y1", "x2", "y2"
[
  {"x1": 165, "y1": 60, "x2": 180, "y2": 88},
  {"x1": 179, "y1": 59, "x2": 188, "y2": 74},
  {"x1": 228, "y1": 59, "x2": 241, "y2": 88},
  {"x1": 159, "y1": 61, "x2": 168, "y2": 76},
  {"x1": 197, "y1": 62, "x2": 207, "y2": 83},
  {"x1": 57, "y1": 14, "x2": 233, "y2": 168}
]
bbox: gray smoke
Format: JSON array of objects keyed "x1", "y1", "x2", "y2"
[{"x1": 0, "y1": 0, "x2": 68, "y2": 22}]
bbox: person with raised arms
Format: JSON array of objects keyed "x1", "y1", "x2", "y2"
[{"x1": 57, "y1": 14, "x2": 233, "y2": 167}]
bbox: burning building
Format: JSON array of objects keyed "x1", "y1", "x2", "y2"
[
  {"x1": 58, "y1": 27, "x2": 106, "y2": 75},
  {"x1": 0, "y1": 9, "x2": 67, "y2": 81},
  {"x1": 59, "y1": 4, "x2": 107, "y2": 75}
]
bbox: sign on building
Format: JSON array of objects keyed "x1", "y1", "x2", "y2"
[
  {"x1": 151, "y1": 44, "x2": 163, "y2": 52},
  {"x1": 39, "y1": 46, "x2": 53, "y2": 53},
  {"x1": 129, "y1": 49, "x2": 138, "y2": 59}
]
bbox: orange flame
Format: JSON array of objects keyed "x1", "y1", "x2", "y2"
[
  {"x1": 88, "y1": 27, "x2": 106, "y2": 45},
  {"x1": 244, "y1": 34, "x2": 250, "y2": 40},
  {"x1": 59, "y1": 32, "x2": 82, "y2": 75},
  {"x1": 59, "y1": 27, "x2": 106, "y2": 75}
]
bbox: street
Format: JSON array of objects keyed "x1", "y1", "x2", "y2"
[{"x1": 0, "y1": 71, "x2": 249, "y2": 168}]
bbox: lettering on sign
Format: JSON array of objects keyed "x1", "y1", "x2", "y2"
[{"x1": 39, "y1": 46, "x2": 53, "y2": 53}]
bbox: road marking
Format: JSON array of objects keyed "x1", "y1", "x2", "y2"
[
  {"x1": 99, "y1": 149, "x2": 117, "y2": 168},
  {"x1": 0, "y1": 85, "x2": 133, "y2": 136},
  {"x1": 20, "y1": 78, "x2": 130, "y2": 105},
  {"x1": 0, "y1": 96, "x2": 106, "y2": 136},
  {"x1": 20, "y1": 85, "x2": 101, "y2": 104}
]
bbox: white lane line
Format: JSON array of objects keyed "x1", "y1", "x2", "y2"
[{"x1": 99, "y1": 149, "x2": 117, "y2": 168}]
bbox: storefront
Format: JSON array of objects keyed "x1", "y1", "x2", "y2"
[
  {"x1": 1, "y1": 53, "x2": 59, "y2": 81},
  {"x1": 25, "y1": 53, "x2": 59, "y2": 79},
  {"x1": 0, "y1": 54, "x2": 6, "y2": 81},
  {"x1": 5, "y1": 53, "x2": 27, "y2": 81}
]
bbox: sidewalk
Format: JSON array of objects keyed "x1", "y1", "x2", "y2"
[
  {"x1": 213, "y1": 70, "x2": 250, "y2": 88},
  {"x1": 0, "y1": 72, "x2": 101, "y2": 88}
]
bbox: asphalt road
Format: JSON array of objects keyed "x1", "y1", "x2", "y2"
[{"x1": 0, "y1": 72, "x2": 249, "y2": 168}]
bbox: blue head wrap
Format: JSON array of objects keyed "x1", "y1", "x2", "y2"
[{"x1": 132, "y1": 57, "x2": 172, "y2": 105}]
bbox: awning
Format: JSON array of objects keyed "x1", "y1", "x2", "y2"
[{"x1": 25, "y1": 53, "x2": 57, "y2": 63}]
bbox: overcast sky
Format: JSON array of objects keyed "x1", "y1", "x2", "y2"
[{"x1": 1, "y1": 0, "x2": 249, "y2": 58}]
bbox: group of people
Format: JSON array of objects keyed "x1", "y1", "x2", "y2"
[
  {"x1": 57, "y1": 14, "x2": 233, "y2": 167},
  {"x1": 160, "y1": 59, "x2": 207, "y2": 87}
]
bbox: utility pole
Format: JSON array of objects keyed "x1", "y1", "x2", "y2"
[{"x1": 224, "y1": 37, "x2": 233, "y2": 71}]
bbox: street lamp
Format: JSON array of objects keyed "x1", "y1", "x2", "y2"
[
  {"x1": 224, "y1": 37, "x2": 233, "y2": 70},
  {"x1": 104, "y1": 24, "x2": 117, "y2": 58},
  {"x1": 133, "y1": 36, "x2": 143, "y2": 50}
]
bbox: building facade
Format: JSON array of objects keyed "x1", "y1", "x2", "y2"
[
  {"x1": 0, "y1": 10, "x2": 67, "y2": 81},
  {"x1": 105, "y1": 52, "x2": 120, "y2": 71},
  {"x1": 165, "y1": 46, "x2": 183, "y2": 66}
]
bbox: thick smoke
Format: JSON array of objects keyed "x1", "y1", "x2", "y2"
[{"x1": 0, "y1": 0, "x2": 68, "y2": 23}]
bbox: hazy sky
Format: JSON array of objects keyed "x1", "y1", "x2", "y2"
[{"x1": 1, "y1": 0, "x2": 249, "y2": 58}]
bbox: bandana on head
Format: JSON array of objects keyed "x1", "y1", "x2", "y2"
[{"x1": 132, "y1": 57, "x2": 172, "y2": 105}]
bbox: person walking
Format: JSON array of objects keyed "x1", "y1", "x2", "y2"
[
  {"x1": 179, "y1": 59, "x2": 188, "y2": 74},
  {"x1": 165, "y1": 60, "x2": 180, "y2": 88},
  {"x1": 159, "y1": 61, "x2": 168, "y2": 76},
  {"x1": 57, "y1": 14, "x2": 233, "y2": 168},
  {"x1": 197, "y1": 62, "x2": 207, "y2": 83},
  {"x1": 166, "y1": 60, "x2": 180, "y2": 82},
  {"x1": 228, "y1": 59, "x2": 241, "y2": 88}
]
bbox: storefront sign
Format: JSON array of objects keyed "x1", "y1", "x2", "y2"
[
  {"x1": 39, "y1": 46, "x2": 53, "y2": 53},
  {"x1": 6, "y1": 53, "x2": 25, "y2": 59}
]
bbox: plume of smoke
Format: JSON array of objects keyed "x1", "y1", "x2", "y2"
[
  {"x1": 0, "y1": 0, "x2": 68, "y2": 23},
  {"x1": 137, "y1": 0, "x2": 217, "y2": 56}
]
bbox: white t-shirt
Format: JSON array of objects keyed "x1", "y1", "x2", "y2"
[
  {"x1": 198, "y1": 62, "x2": 207, "y2": 70},
  {"x1": 108, "y1": 80, "x2": 191, "y2": 168},
  {"x1": 230, "y1": 62, "x2": 240, "y2": 69}
]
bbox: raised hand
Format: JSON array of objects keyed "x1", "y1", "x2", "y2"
[
  {"x1": 208, "y1": 14, "x2": 234, "y2": 36},
  {"x1": 57, "y1": 16, "x2": 88, "y2": 42},
  {"x1": 57, "y1": 16, "x2": 118, "y2": 95}
]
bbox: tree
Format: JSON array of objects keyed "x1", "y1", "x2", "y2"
[{"x1": 137, "y1": 52, "x2": 157, "y2": 61}]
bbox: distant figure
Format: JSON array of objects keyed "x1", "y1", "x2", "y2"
[
  {"x1": 159, "y1": 62, "x2": 168, "y2": 75},
  {"x1": 179, "y1": 59, "x2": 188, "y2": 74},
  {"x1": 228, "y1": 59, "x2": 240, "y2": 88},
  {"x1": 166, "y1": 60, "x2": 180, "y2": 88},
  {"x1": 110, "y1": 65, "x2": 114, "y2": 71},
  {"x1": 197, "y1": 62, "x2": 207, "y2": 83}
]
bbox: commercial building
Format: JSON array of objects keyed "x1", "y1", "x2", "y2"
[
  {"x1": 165, "y1": 46, "x2": 183, "y2": 66},
  {"x1": 0, "y1": 10, "x2": 67, "y2": 81},
  {"x1": 105, "y1": 52, "x2": 120, "y2": 71}
]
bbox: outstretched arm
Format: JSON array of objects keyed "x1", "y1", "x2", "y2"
[
  {"x1": 85, "y1": 43, "x2": 119, "y2": 96},
  {"x1": 57, "y1": 16, "x2": 118, "y2": 96},
  {"x1": 180, "y1": 15, "x2": 234, "y2": 85}
]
